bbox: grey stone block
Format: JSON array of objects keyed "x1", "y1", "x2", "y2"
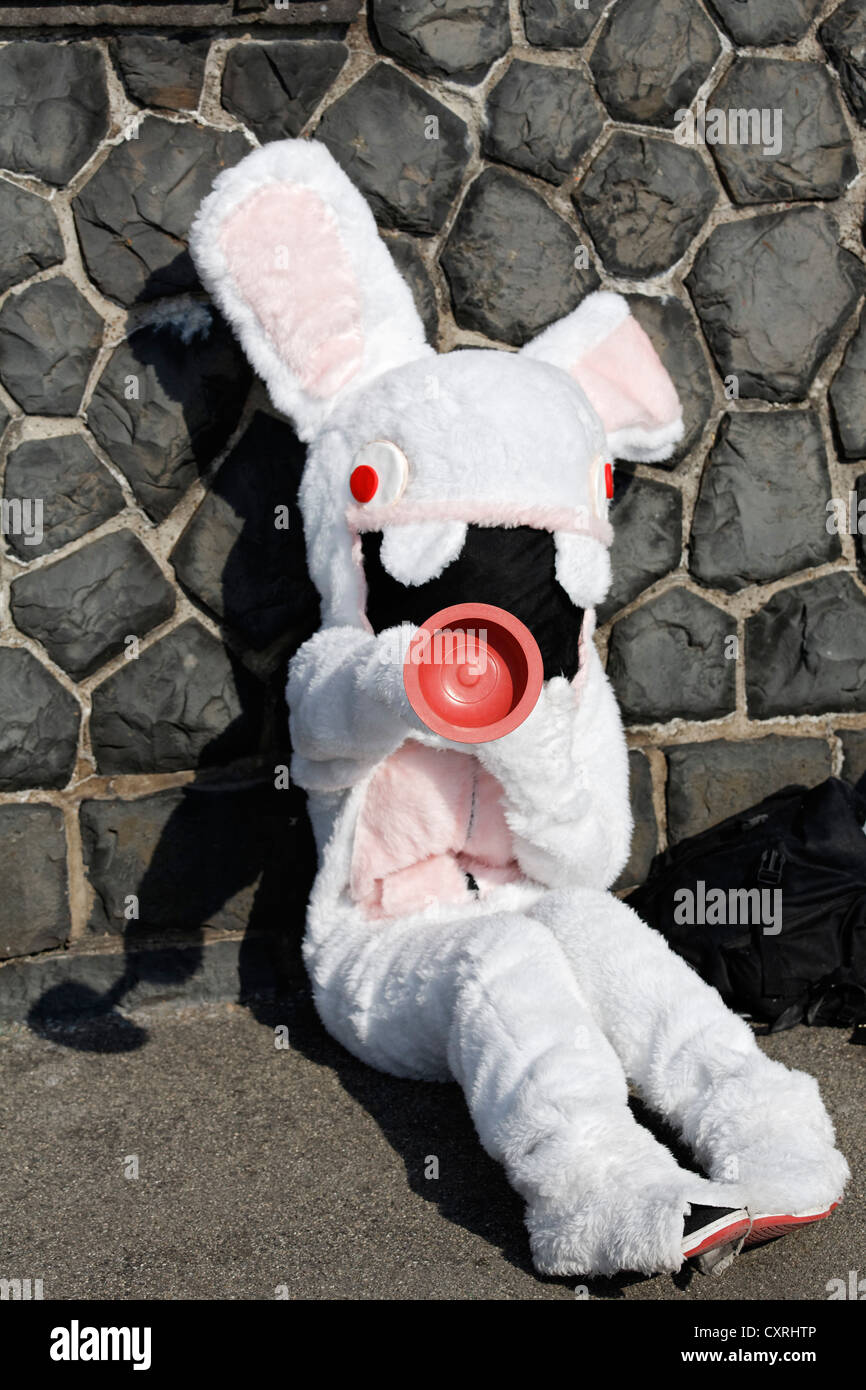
[
  {"x1": 857, "y1": 474, "x2": 866, "y2": 582},
  {"x1": 171, "y1": 412, "x2": 319, "y2": 651},
  {"x1": 689, "y1": 410, "x2": 841, "y2": 592},
  {"x1": 86, "y1": 310, "x2": 251, "y2": 523},
  {"x1": 4, "y1": 434, "x2": 125, "y2": 560},
  {"x1": 0, "y1": 648, "x2": 80, "y2": 791},
  {"x1": 590, "y1": 0, "x2": 721, "y2": 127},
  {"x1": 709, "y1": 58, "x2": 856, "y2": 206},
  {"x1": 90, "y1": 620, "x2": 264, "y2": 774},
  {"x1": 316, "y1": 65, "x2": 469, "y2": 235},
  {"x1": 0, "y1": 182, "x2": 64, "y2": 295},
  {"x1": 384, "y1": 233, "x2": 439, "y2": 342},
  {"x1": 686, "y1": 207, "x2": 866, "y2": 403},
  {"x1": 441, "y1": 167, "x2": 596, "y2": 346},
  {"x1": 830, "y1": 307, "x2": 866, "y2": 460},
  {"x1": 10, "y1": 530, "x2": 175, "y2": 679},
  {"x1": 110, "y1": 33, "x2": 210, "y2": 110},
  {"x1": 80, "y1": 771, "x2": 311, "y2": 937},
  {"x1": 576, "y1": 131, "x2": 716, "y2": 277},
  {"x1": 0, "y1": 805, "x2": 69, "y2": 960},
  {"x1": 627, "y1": 294, "x2": 715, "y2": 467},
  {"x1": 821, "y1": 0, "x2": 866, "y2": 126},
  {"x1": 709, "y1": 0, "x2": 824, "y2": 46},
  {"x1": 746, "y1": 573, "x2": 866, "y2": 718},
  {"x1": 221, "y1": 40, "x2": 347, "y2": 140},
  {"x1": 607, "y1": 587, "x2": 736, "y2": 725},
  {"x1": 73, "y1": 118, "x2": 250, "y2": 305},
  {"x1": 484, "y1": 58, "x2": 603, "y2": 186},
  {"x1": 598, "y1": 473, "x2": 682, "y2": 624},
  {"x1": 370, "y1": 0, "x2": 510, "y2": 82},
  {"x1": 0, "y1": 278, "x2": 103, "y2": 416},
  {"x1": 521, "y1": 0, "x2": 597, "y2": 48},
  {"x1": 839, "y1": 728, "x2": 866, "y2": 785},
  {"x1": 666, "y1": 736, "x2": 832, "y2": 843},
  {"x1": 0, "y1": 42, "x2": 108, "y2": 186}
]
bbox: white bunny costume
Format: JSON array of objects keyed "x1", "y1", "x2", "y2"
[{"x1": 191, "y1": 140, "x2": 848, "y2": 1278}]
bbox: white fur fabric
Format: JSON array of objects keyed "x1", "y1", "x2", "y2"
[
  {"x1": 191, "y1": 137, "x2": 849, "y2": 1278},
  {"x1": 190, "y1": 139, "x2": 432, "y2": 442}
]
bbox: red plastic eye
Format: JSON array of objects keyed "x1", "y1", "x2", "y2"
[
  {"x1": 604, "y1": 462, "x2": 614, "y2": 500},
  {"x1": 350, "y1": 463, "x2": 379, "y2": 504}
]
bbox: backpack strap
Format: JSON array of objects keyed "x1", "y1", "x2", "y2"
[{"x1": 754, "y1": 842, "x2": 788, "y2": 998}]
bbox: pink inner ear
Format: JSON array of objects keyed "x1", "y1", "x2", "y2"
[
  {"x1": 570, "y1": 315, "x2": 680, "y2": 435},
  {"x1": 218, "y1": 182, "x2": 364, "y2": 399}
]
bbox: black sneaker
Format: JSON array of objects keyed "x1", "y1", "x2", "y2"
[{"x1": 682, "y1": 1204, "x2": 751, "y2": 1276}]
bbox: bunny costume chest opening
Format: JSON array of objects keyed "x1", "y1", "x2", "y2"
[{"x1": 350, "y1": 740, "x2": 523, "y2": 919}]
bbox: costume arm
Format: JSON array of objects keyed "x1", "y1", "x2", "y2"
[
  {"x1": 287, "y1": 625, "x2": 418, "y2": 791},
  {"x1": 474, "y1": 657, "x2": 632, "y2": 889}
]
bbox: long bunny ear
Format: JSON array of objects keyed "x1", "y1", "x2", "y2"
[
  {"x1": 190, "y1": 139, "x2": 432, "y2": 441},
  {"x1": 521, "y1": 291, "x2": 683, "y2": 463}
]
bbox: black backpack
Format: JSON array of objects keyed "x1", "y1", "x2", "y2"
[{"x1": 627, "y1": 776, "x2": 866, "y2": 1041}]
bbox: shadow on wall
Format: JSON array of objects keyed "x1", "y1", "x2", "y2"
[{"x1": 26, "y1": 300, "x2": 320, "y2": 1052}]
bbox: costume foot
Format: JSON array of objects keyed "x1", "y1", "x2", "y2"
[
  {"x1": 683, "y1": 1204, "x2": 751, "y2": 1276},
  {"x1": 744, "y1": 1201, "x2": 839, "y2": 1249}
]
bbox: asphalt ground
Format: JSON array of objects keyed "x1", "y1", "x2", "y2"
[{"x1": 1, "y1": 992, "x2": 863, "y2": 1302}]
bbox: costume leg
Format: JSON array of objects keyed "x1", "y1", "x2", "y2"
[
  {"x1": 307, "y1": 908, "x2": 721, "y2": 1275},
  {"x1": 531, "y1": 889, "x2": 849, "y2": 1216}
]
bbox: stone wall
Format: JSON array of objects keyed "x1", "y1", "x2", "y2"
[{"x1": 1, "y1": 0, "x2": 866, "y2": 1018}]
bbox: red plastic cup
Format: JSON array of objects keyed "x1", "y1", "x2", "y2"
[{"x1": 403, "y1": 602, "x2": 544, "y2": 744}]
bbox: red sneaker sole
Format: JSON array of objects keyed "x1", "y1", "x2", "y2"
[
  {"x1": 684, "y1": 1216, "x2": 751, "y2": 1260},
  {"x1": 744, "y1": 1202, "x2": 838, "y2": 1248}
]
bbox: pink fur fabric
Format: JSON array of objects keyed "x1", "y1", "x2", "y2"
[
  {"x1": 219, "y1": 183, "x2": 363, "y2": 399},
  {"x1": 350, "y1": 741, "x2": 519, "y2": 918},
  {"x1": 571, "y1": 314, "x2": 680, "y2": 436}
]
